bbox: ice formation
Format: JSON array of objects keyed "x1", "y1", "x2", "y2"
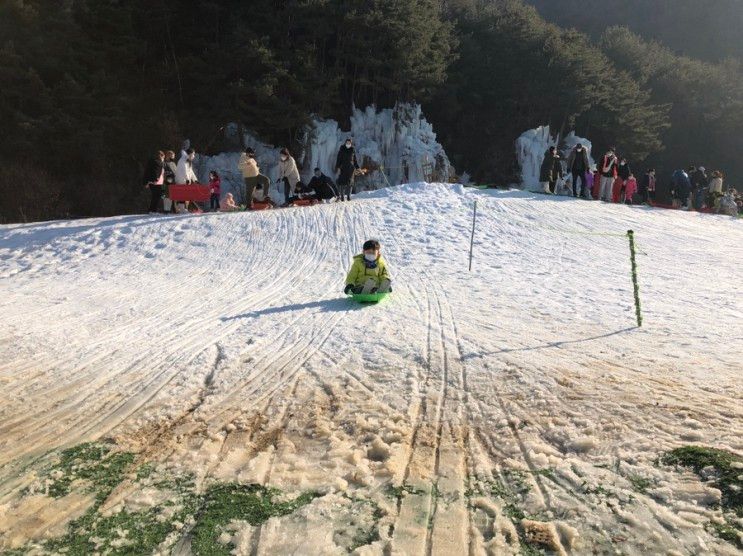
[
  {"x1": 196, "y1": 103, "x2": 452, "y2": 202},
  {"x1": 515, "y1": 126, "x2": 594, "y2": 192}
]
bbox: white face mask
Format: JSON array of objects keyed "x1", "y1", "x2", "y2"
[
  {"x1": 281, "y1": 156, "x2": 287, "y2": 161},
  {"x1": 345, "y1": 142, "x2": 352, "y2": 148},
  {"x1": 364, "y1": 253, "x2": 377, "y2": 262}
]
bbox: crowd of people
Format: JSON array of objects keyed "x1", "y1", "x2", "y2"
[
  {"x1": 143, "y1": 138, "x2": 364, "y2": 214},
  {"x1": 145, "y1": 139, "x2": 742, "y2": 217},
  {"x1": 540, "y1": 145, "x2": 743, "y2": 216}
]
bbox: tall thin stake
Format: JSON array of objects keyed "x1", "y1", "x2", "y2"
[
  {"x1": 469, "y1": 200, "x2": 478, "y2": 271},
  {"x1": 627, "y1": 230, "x2": 643, "y2": 327}
]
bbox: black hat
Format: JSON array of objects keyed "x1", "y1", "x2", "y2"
[
  {"x1": 245, "y1": 147, "x2": 255, "y2": 155},
  {"x1": 363, "y1": 239, "x2": 380, "y2": 251}
]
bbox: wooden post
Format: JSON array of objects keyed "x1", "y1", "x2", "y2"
[{"x1": 627, "y1": 230, "x2": 643, "y2": 327}]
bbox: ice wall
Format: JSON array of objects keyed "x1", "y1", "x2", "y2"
[
  {"x1": 303, "y1": 103, "x2": 452, "y2": 188},
  {"x1": 515, "y1": 126, "x2": 594, "y2": 191},
  {"x1": 197, "y1": 103, "x2": 452, "y2": 203},
  {"x1": 515, "y1": 126, "x2": 555, "y2": 191}
]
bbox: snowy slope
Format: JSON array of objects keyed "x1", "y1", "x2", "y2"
[{"x1": 0, "y1": 186, "x2": 741, "y2": 554}]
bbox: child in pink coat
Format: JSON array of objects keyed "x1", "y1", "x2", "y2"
[
  {"x1": 220, "y1": 192, "x2": 238, "y2": 212},
  {"x1": 624, "y1": 174, "x2": 638, "y2": 204}
]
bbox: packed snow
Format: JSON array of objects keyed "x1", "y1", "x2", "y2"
[{"x1": 0, "y1": 185, "x2": 741, "y2": 554}]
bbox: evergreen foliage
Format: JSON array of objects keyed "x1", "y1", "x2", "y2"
[{"x1": 0, "y1": 0, "x2": 740, "y2": 221}]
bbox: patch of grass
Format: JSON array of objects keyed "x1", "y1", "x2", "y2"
[
  {"x1": 386, "y1": 483, "x2": 426, "y2": 498},
  {"x1": 477, "y1": 474, "x2": 542, "y2": 552},
  {"x1": 534, "y1": 468, "x2": 556, "y2": 481},
  {"x1": 136, "y1": 462, "x2": 155, "y2": 480},
  {"x1": 338, "y1": 494, "x2": 384, "y2": 551},
  {"x1": 45, "y1": 494, "x2": 200, "y2": 556},
  {"x1": 662, "y1": 445, "x2": 743, "y2": 548},
  {"x1": 520, "y1": 540, "x2": 545, "y2": 555},
  {"x1": 45, "y1": 442, "x2": 135, "y2": 503},
  {"x1": 627, "y1": 474, "x2": 653, "y2": 494},
  {"x1": 503, "y1": 469, "x2": 531, "y2": 494},
  {"x1": 190, "y1": 483, "x2": 321, "y2": 556},
  {"x1": 708, "y1": 519, "x2": 743, "y2": 549},
  {"x1": 662, "y1": 446, "x2": 742, "y2": 515},
  {"x1": 581, "y1": 481, "x2": 613, "y2": 497}
]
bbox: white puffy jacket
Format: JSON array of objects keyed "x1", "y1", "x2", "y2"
[{"x1": 175, "y1": 150, "x2": 198, "y2": 184}]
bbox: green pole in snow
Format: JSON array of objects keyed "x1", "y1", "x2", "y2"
[
  {"x1": 469, "y1": 200, "x2": 478, "y2": 271},
  {"x1": 627, "y1": 230, "x2": 643, "y2": 327}
]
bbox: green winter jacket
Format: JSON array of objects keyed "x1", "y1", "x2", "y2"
[{"x1": 345, "y1": 254, "x2": 390, "y2": 287}]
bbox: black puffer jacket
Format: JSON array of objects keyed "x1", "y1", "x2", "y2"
[
  {"x1": 308, "y1": 174, "x2": 337, "y2": 199},
  {"x1": 335, "y1": 145, "x2": 359, "y2": 173},
  {"x1": 143, "y1": 157, "x2": 164, "y2": 185},
  {"x1": 539, "y1": 150, "x2": 562, "y2": 183},
  {"x1": 618, "y1": 162, "x2": 632, "y2": 181}
]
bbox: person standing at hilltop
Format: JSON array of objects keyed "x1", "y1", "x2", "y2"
[
  {"x1": 278, "y1": 148, "x2": 300, "y2": 205},
  {"x1": 566, "y1": 143, "x2": 590, "y2": 198},
  {"x1": 598, "y1": 148, "x2": 618, "y2": 202},
  {"x1": 238, "y1": 147, "x2": 270, "y2": 209},
  {"x1": 335, "y1": 138, "x2": 360, "y2": 202},
  {"x1": 539, "y1": 146, "x2": 562, "y2": 194},
  {"x1": 613, "y1": 157, "x2": 632, "y2": 203},
  {"x1": 143, "y1": 150, "x2": 165, "y2": 214}
]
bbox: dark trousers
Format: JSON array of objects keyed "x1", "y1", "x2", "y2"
[
  {"x1": 337, "y1": 171, "x2": 355, "y2": 201},
  {"x1": 210, "y1": 193, "x2": 219, "y2": 210},
  {"x1": 548, "y1": 180, "x2": 557, "y2": 194},
  {"x1": 283, "y1": 178, "x2": 292, "y2": 204},
  {"x1": 572, "y1": 171, "x2": 586, "y2": 197},
  {"x1": 244, "y1": 175, "x2": 270, "y2": 206},
  {"x1": 148, "y1": 185, "x2": 162, "y2": 212}
]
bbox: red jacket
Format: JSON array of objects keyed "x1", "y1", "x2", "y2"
[{"x1": 209, "y1": 177, "x2": 221, "y2": 195}]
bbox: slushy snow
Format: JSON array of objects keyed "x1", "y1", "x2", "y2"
[{"x1": 0, "y1": 185, "x2": 741, "y2": 554}]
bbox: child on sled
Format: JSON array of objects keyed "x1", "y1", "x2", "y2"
[{"x1": 344, "y1": 240, "x2": 392, "y2": 294}]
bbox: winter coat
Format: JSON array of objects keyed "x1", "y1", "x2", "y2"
[
  {"x1": 279, "y1": 156, "x2": 300, "y2": 187},
  {"x1": 335, "y1": 145, "x2": 359, "y2": 173},
  {"x1": 671, "y1": 170, "x2": 692, "y2": 196},
  {"x1": 718, "y1": 192, "x2": 738, "y2": 216},
  {"x1": 539, "y1": 150, "x2": 562, "y2": 183},
  {"x1": 617, "y1": 162, "x2": 632, "y2": 181},
  {"x1": 624, "y1": 177, "x2": 638, "y2": 200},
  {"x1": 175, "y1": 151, "x2": 197, "y2": 184},
  {"x1": 641, "y1": 173, "x2": 656, "y2": 192},
  {"x1": 308, "y1": 174, "x2": 337, "y2": 199},
  {"x1": 691, "y1": 169, "x2": 707, "y2": 190},
  {"x1": 238, "y1": 154, "x2": 259, "y2": 178},
  {"x1": 708, "y1": 176, "x2": 724, "y2": 194},
  {"x1": 220, "y1": 194, "x2": 238, "y2": 211},
  {"x1": 164, "y1": 161, "x2": 177, "y2": 184},
  {"x1": 209, "y1": 176, "x2": 221, "y2": 195},
  {"x1": 600, "y1": 154, "x2": 618, "y2": 178},
  {"x1": 566, "y1": 147, "x2": 589, "y2": 174},
  {"x1": 143, "y1": 157, "x2": 164, "y2": 185},
  {"x1": 345, "y1": 254, "x2": 390, "y2": 287}
]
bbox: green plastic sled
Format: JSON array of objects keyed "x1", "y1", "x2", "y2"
[{"x1": 349, "y1": 292, "x2": 390, "y2": 303}]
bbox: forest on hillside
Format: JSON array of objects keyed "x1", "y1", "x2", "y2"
[{"x1": 2, "y1": 0, "x2": 742, "y2": 222}]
